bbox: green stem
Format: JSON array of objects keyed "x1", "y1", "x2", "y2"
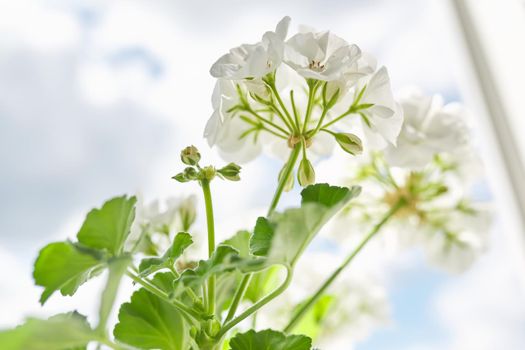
[
  {"x1": 267, "y1": 143, "x2": 302, "y2": 216},
  {"x1": 283, "y1": 198, "x2": 407, "y2": 333},
  {"x1": 218, "y1": 265, "x2": 293, "y2": 339},
  {"x1": 269, "y1": 83, "x2": 297, "y2": 133},
  {"x1": 201, "y1": 179, "x2": 216, "y2": 315},
  {"x1": 224, "y1": 274, "x2": 252, "y2": 324},
  {"x1": 245, "y1": 109, "x2": 290, "y2": 136},
  {"x1": 302, "y1": 81, "x2": 318, "y2": 134},
  {"x1": 222, "y1": 145, "x2": 301, "y2": 327},
  {"x1": 290, "y1": 90, "x2": 302, "y2": 132},
  {"x1": 310, "y1": 106, "x2": 329, "y2": 137},
  {"x1": 125, "y1": 271, "x2": 200, "y2": 321},
  {"x1": 320, "y1": 109, "x2": 353, "y2": 130}
]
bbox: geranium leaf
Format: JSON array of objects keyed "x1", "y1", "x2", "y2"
[
  {"x1": 229, "y1": 329, "x2": 312, "y2": 350},
  {"x1": 250, "y1": 217, "x2": 275, "y2": 257},
  {"x1": 252, "y1": 184, "x2": 360, "y2": 267},
  {"x1": 97, "y1": 256, "x2": 131, "y2": 332},
  {"x1": 301, "y1": 183, "x2": 361, "y2": 207},
  {"x1": 77, "y1": 195, "x2": 137, "y2": 256},
  {"x1": 0, "y1": 312, "x2": 94, "y2": 350},
  {"x1": 222, "y1": 230, "x2": 251, "y2": 258},
  {"x1": 138, "y1": 232, "x2": 193, "y2": 276},
  {"x1": 114, "y1": 274, "x2": 190, "y2": 350},
  {"x1": 33, "y1": 242, "x2": 104, "y2": 305}
]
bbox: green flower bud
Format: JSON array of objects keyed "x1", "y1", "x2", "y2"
[
  {"x1": 217, "y1": 162, "x2": 241, "y2": 181},
  {"x1": 201, "y1": 166, "x2": 216, "y2": 181},
  {"x1": 180, "y1": 145, "x2": 201, "y2": 166},
  {"x1": 205, "y1": 319, "x2": 221, "y2": 337},
  {"x1": 172, "y1": 172, "x2": 190, "y2": 183},
  {"x1": 183, "y1": 167, "x2": 199, "y2": 180},
  {"x1": 334, "y1": 132, "x2": 363, "y2": 155},
  {"x1": 297, "y1": 158, "x2": 315, "y2": 186},
  {"x1": 278, "y1": 164, "x2": 295, "y2": 192}
]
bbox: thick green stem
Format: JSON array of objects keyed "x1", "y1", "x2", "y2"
[
  {"x1": 201, "y1": 179, "x2": 216, "y2": 315},
  {"x1": 267, "y1": 143, "x2": 302, "y2": 216},
  {"x1": 283, "y1": 198, "x2": 407, "y2": 333},
  {"x1": 218, "y1": 265, "x2": 293, "y2": 339},
  {"x1": 224, "y1": 274, "x2": 252, "y2": 324}
]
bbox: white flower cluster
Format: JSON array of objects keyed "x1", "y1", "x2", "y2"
[
  {"x1": 128, "y1": 195, "x2": 197, "y2": 255},
  {"x1": 257, "y1": 251, "x2": 389, "y2": 348},
  {"x1": 205, "y1": 16, "x2": 403, "y2": 175},
  {"x1": 320, "y1": 92, "x2": 490, "y2": 273}
]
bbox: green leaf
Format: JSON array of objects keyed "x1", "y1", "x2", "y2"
[
  {"x1": 97, "y1": 256, "x2": 131, "y2": 332},
  {"x1": 250, "y1": 218, "x2": 275, "y2": 257},
  {"x1": 174, "y1": 245, "x2": 241, "y2": 295},
  {"x1": 0, "y1": 312, "x2": 94, "y2": 350},
  {"x1": 222, "y1": 231, "x2": 251, "y2": 258},
  {"x1": 244, "y1": 266, "x2": 280, "y2": 304},
  {"x1": 290, "y1": 295, "x2": 335, "y2": 340},
  {"x1": 229, "y1": 329, "x2": 312, "y2": 350},
  {"x1": 114, "y1": 274, "x2": 189, "y2": 350},
  {"x1": 263, "y1": 184, "x2": 360, "y2": 266},
  {"x1": 77, "y1": 195, "x2": 137, "y2": 255},
  {"x1": 138, "y1": 232, "x2": 193, "y2": 276},
  {"x1": 301, "y1": 183, "x2": 361, "y2": 207},
  {"x1": 33, "y1": 242, "x2": 104, "y2": 305}
]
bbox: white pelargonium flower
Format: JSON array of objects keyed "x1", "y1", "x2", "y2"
[
  {"x1": 204, "y1": 79, "x2": 272, "y2": 163},
  {"x1": 384, "y1": 90, "x2": 471, "y2": 169},
  {"x1": 330, "y1": 66, "x2": 403, "y2": 148},
  {"x1": 284, "y1": 31, "x2": 361, "y2": 81},
  {"x1": 210, "y1": 16, "x2": 291, "y2": 79}
]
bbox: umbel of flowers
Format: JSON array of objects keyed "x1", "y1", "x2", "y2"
[
  {"x1": 205, "y1": 16, "x2": 402, "y2": 191},
  {"x1": 0, "y1": 17, "x2": 490, "y2": 350}
]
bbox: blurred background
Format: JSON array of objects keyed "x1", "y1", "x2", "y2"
[{"x1": 1, "y1": 0, "x2": 525, "y2": 349}]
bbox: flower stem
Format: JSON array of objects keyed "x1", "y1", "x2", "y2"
[
  {"x1": 217, "y1": 264, "x2": 293, "y2": 339},
  {"x1": 282, "y1": 198, "x2": 407, "y2": 333},
  {"x1": 125, "y1": 271, "x2": 200, "y2": 321},
  {"x1": 302, "y1": 81, "x2": 319, "y2": 134},
  {"x1": 269, "y1": 82, "x2": 298, "y2": 133},
  {"x1": 267, "y1": 143, "x2": 302, "y2": 216},
  {"x1": 201, "y1": 179, "x2": 216, "y2": 315},
  {"x1": 224, "y1": 274, "x2": 252, "y2": 324},
  {"x1": 245, "y1": 109, "x2": 290, "y2": 136}
]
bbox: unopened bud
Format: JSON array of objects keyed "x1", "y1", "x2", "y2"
[
  {"x1": 180, "y1": 145, "x2": 201, "y2": 166},
  {"x1": 297, "y1": 158, "x2": 315, "y2": 186},
  {"x1": 201, "y1": 166, "x2": 216, "y2": 181},
  {"x1": 217, "y1": 163, "x2": 241, "y2": 181},
  {"x1": 172, "y1": 172, "x2": 190, "y2": 183},
  {"x1": 278, "y1": 164, "x2": 295, "y2": 192},
  {"x1": 335, "y1": 133, "x2": 363, "y2": 155}
]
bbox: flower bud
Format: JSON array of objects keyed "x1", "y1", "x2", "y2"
[
  {"x1": 180, "y1": 145, "x2": 201, "y2": 166},
  {"x1": 297, "y1": 158, "x2": 315, "y2": 186},
  {"x1": 335, "y1": 132, "x2": 363, "y2": 155},
  {"x1": 278, "y1": 164, "x2": 295, "y2": 192},
  {"x1": 201, "y1": 166, "x2": 216, "y2": 181},
  {"x1": 172, "y1": 172, "x2": 190, "y2": 183},
  {"x1": 205, "y1": 319, "x2": 221, "y2": 337},
  {"x1": 184, "y1": 167, "x2": 199, "y2": 180},
  {"x1": 217, "y1": 163, "x2": 241, "y2": 181}
]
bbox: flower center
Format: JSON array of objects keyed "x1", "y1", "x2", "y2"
[{"x1": 308, "y1": 59, "x2": 325, "y2": 71}]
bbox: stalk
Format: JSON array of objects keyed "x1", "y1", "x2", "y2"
[
  {"x1": 201, "y1": 179, "x2": 216, "y2": 315},
  {"x1": 267, "y1": 143, "x2": 302, "y2": 216},
  {"x1": 283, "y1": 198, "x2": 407, "y2": 333}
]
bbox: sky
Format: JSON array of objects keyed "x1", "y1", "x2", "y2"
[{"x1": 0, "y1": 0, "x2": 524, "y2": 349}]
